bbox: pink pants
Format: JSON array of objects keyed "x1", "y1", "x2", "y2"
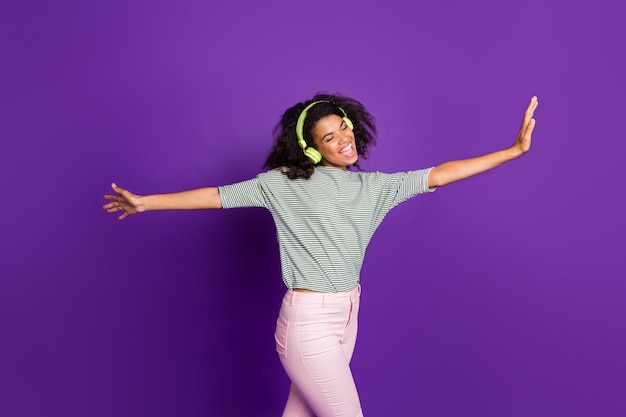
[{"x1": 274, "y1": 285, "x2": 363, "y2": 417}]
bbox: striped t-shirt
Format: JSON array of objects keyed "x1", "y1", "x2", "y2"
[{"x1": 218, "y1": 165, "x2": 435, "y2": 292}]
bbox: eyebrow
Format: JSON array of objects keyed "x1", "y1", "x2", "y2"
[{"x1": 321, "y1": 120, "x2": 346, "y2": 140}]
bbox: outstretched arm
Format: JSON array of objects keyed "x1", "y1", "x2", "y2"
[
  {"x1": 428, "y1": 96, "x2": 538, "y2": 188},
  {"x1": 103, "y1": 183, "x2": 222, "y2": 220}
]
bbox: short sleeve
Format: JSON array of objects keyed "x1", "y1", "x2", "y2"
[
  {"x1": 218, "y1": 177, "x2": 267, "y2": 209},
  {"x1": 392, "y1": 167, "x2": 436, "y2": 206}
]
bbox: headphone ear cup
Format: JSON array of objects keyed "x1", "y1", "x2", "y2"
[
  {"x1": 343, "y1": 117, "x2": 354, "y2": 130},
  {"x1": 304, "y1": 147, "x2": 322, "y2": 164}
]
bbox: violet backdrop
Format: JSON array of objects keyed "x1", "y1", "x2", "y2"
[{"x1": 1, "y1": 0, "x2": 625, "y2": 416}]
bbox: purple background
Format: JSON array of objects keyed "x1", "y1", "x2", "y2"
[{"x1": 2, "y1": 0, "x2": 625, "y2": 416}]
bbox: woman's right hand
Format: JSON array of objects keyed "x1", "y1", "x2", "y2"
[{"x1": 103, "y1": 183, "x2": 145, "y2": 220}]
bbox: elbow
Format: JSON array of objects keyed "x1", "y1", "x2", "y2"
[
  {"x1": 211, "y1": 188, "x2": 223, "y2": 209},
  {"x1": 428, "y1": 168, "x2": 446, "y2": 188}
]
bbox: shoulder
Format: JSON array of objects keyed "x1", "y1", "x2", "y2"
[
  {"x1": 256, "y1": 168, "x2": 311, "y2": 190},
  {"x1": 257, "y1": 168, "x2": 297, "y2": 183},
  {"x1": 257, "y1": 168, "x2": 282, "y2": 180},
  {"x1": 352, "y1": 169, "x2": 398, "y2": 182},
  {"x1": 353, "y1": 169, "x2": 428, "y2": 190}
]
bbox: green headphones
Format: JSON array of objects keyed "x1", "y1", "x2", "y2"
[{"x1": 295, "y1": 100, "x2": 354, "y2": 164}]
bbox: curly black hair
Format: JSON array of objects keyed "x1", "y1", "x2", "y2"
[{"x1": 263, "y1": 93, "x2": 377, "y2": 179}]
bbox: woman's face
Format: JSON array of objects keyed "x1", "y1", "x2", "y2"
[{"x1": 311, "y1": 114, "x2": 357, "y2": 170}]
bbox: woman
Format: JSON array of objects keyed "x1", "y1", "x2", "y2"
[{"x1": 103, "y1": 93, "x2": 538, "y2": 417}]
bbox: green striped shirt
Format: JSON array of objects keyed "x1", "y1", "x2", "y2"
[{"x1": 218, "y1": 166, "x2": 435, "y2": 292}]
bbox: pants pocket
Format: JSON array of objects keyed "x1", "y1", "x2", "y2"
[{"x1": 274, "y1": 315, "x2": 289, "y2": 359}]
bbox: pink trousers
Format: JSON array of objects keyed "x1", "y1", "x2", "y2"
[{"x1": 274, "y1": 285, "x2": 363, "y2": 417}]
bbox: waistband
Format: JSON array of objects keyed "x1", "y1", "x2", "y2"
[{"x1": 284, "y1": 284, "x2": 361, "y2": 306}]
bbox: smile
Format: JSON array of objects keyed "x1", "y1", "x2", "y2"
[{"x1": 339, "y1": 144, "x2": 356, "y2": 157}]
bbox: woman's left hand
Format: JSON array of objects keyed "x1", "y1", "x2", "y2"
[{"x1": 512, "y1": 96, "x2": 539, "y2": 156}]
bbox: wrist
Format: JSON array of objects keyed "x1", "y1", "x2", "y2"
[
  {"x1": 505, "y1": 146, "x2": 524, "y2": 160},
  {"x1": 138, "y1": 194, "x2": 153, "y2": 212}
]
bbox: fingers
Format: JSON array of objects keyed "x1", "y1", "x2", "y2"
[
  {"x1": 111, "y1": 182, "x2": 129, "y2": 196},
  {"x1": 103, "y1": 183, "x2": 128, "y2": 207},
  {"x1": 102, "y1": 202, "x2": 125, "y2": 212},
  {"x1": 103, "y1": 182, "x2": 133, "y2": 220},
  {"x1": 104, "y1": 183, "x2": 125, "y2": 201},
  {"x1": 102, "y1": 202, "x2": 122, "y2": 211},
  {"x1": 519, "y1": 96, "x2": 538, "y2": 136},
  {"x1": 102, "y1": 195, "x2": 126, "y2": 214},
  {"x1": 102, "y1": 194, "x2": 128, "y2": 212},
  {"x1": 103, "y1": 201, "x2": 132, "y2": 220},
  {"x1": 525, "y1": 96, "x2": 538, "y2": 128},
  {"x1": 524, "y1": 96, "x2": 539, "y2": 122},
  {"x1": 103, "y1": 194, "x2": 123, "y2": 202},
  {"x1": 512, "y1": 97, "x2": 538, "y2": 155}
]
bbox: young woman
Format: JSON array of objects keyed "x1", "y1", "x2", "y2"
[{"x1": 103, "y1": 93, "x2": 538, "y2": 417}]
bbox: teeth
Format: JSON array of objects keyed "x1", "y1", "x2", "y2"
[{"x1": 340, "y1": 144, "x2": 353, "y2": 153}]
